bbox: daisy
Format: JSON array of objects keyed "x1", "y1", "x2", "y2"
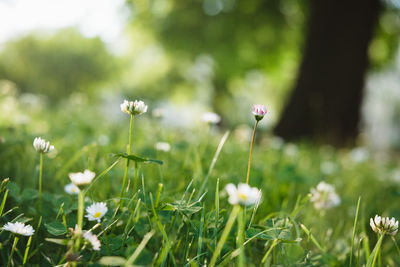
[
  {"x1": 251, "y1": 104, "x2": 267, "y2": 121},
  {"x1": 64, "y1": 183, "x2": 80, "y2": 195},
  {"x1": 33, "y1": 137, "x2": 54, "y2": 153},
  {"x1": 201, "y1": 112, "x2": 221, "y2": 124},
  {"x1": 370, "y1": 215, "x2": 398, "y2": 236},
  {"x1": 120, "y1": 100, "x2": 148, "y2": 115},
  {"x1": 225, "y1": 183, "x2": 262, "y2": 206},
  {"x1": 69, "y1": 170, "x2": 95, "y2": 186},
  {"x1": 83, "y1": 231, "x2": 101, "y2": 251},
  {"x1": 85, "y1": 202, "x2": 108, "y2": 223},
  {"x1": 3, "y1": 222, "x2": 35, "y2": 236}
]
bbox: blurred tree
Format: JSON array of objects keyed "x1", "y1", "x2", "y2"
[
  {"x1": 275, "y1": 0, "x2": 381, "y2": 145},
  {"x1": 0, "y1": 28, "x2": 118, "y2": 102}
]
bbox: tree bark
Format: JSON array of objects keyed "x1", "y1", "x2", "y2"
[{"x1": 274, "y1": 0, "x2": 381, "y2": 146}]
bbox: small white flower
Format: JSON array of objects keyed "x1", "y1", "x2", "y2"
[
  {"x1": 33, "y1": 137, "x2": 54, "y2": 153},
  {"x1": 284, "y1": 143, "x2": 299, "y2": 157},
  {"x1": 3, "y1": 222, "x2": 35, "y2": 236},
  {"x1": 310, "y1": 182, "x2": 341, "y2": 210},
  {"x1": 320, "y1": 161, "x2": 337, "y2": 175},
  {"x1": 64, "y1": 183, "x2": 80, "y2": 195},
  {"x1": 155, "y1": 142, "x2": 171, "y2": 152},
  {"x1": 152, "y1": 108, "x2": 165, "y2": 118},
  {"x1": 370, "y1": 215, "x2": 398, "y2": 236},
  {"x1": 85, "y1": 202, "x2": 108, "y2": 223},
  {"x1": 69, "y1": 170, "x2": 95, "y2": 186},
  {"x1": 252, "y1": 104, "x2": 267, "y2": 121},
  {"x1": 225, "y1": 183, "x2": 262, "y2": 206},
  {"x1": 349, "y1": 147, "x2": 370, "y2": 163},
  {"x1": 201, "y1": 112, "x2": 221, "y2": 124},
  {"x1": 120, "y1": 100, "x2": 148, "y2": 115},
  {"x1": 83, "y1": 231, "x2": 101, "y2": 251}
]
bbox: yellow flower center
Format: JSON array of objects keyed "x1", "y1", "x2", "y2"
[
  {"x1": 94, "y1": 212, "x2": 102, "y2": 218},
  {"x1": 238, "y1": 192, "x2": 248, "y2": 200}
]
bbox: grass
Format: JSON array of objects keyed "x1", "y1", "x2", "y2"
[{"x1": 1, "y1": 94, "x2": 400, "y2": 266}]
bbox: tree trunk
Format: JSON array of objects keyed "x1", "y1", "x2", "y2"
[{"x1": 274, "y1": 0, "x2": 381, "y2": 146}]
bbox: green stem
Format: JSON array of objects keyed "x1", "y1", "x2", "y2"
[
  {"x1": 237, "y1": 206, "x2": 245, "y2": 267},
  {"x1": 23, "y1": 236, "x2": 32, "y2": 265},
  {"x1": 245, "y1": 121, "x2": 258, "y2": 184},
  {"x1": 7, "y1": 236, "x2": 19, "y2": 267},
  {"x1": 75, "y1": 190, "x2": 85, "y2": 251},
  {"x1": 210, "y1": 205, "x2": 240, "y2": 267},
  {"x1": 350, "y1": 196, "x2": 361, "y2": 267},
  {"x1": 120, "y1": 114, "x2": 134, "y2": 206},
  {"x1": 38, "y1": 152, "x2": 43, "y2": 213}
]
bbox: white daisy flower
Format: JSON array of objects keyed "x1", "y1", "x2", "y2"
[
  {"x1": 225, "y1": 183, "x2": 262, "y2": 206},
  {"x1": 3, "y1": 222, "x2": 35, "y2": 236},
  {"x1": 85, "y1": 202, "x2": 108, "y2": 223},
  {"x1": 83, "y1": 231, "x2": 101, "y2": 251},
  {"x1": 155, "y1": 142, "x2": 171, "y2": 152},
  {"x1": 120, "y1": 100, "x2": 148, "y2": 115},
  {"x1": 310, "y1": 182, "x2": 341, "y2": 210},
  {"x1": 370, "y1": 215, "x2": 398, "y2": 236},
  {"x1": 201, "y1": 112, "x2": 221, "y2": 124},
  {"x1": 64, "y1": 183, "x2": 80, "y2": 195},
  {"x1": 33, "y1": 137, "x2": 54, "y2": 153},
  {"x1": 69, "y1": 170, "x2": 95, "y2": 186},
  {"x1": 251, "y1": 104, "x2": 267, "y2": 121}
]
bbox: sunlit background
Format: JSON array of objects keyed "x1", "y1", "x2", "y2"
[{"x1": 1, "y1": 0, "x2": 400, "y2": 151}]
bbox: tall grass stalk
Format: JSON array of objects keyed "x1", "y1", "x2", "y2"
[
  {"x1": 245, "y1": 121, "x2": 258, "y2": 184},
  {"x1": 120, "y1": 114, "x2": 134, "y2": 206},
  {"x1": 210, "y1": 205, "x2": 240, "y2": 267},
  {"x1": 7, "y1": 235, "x2": 19, "y2": 267},
  {"x1": 366, "y1": 233, "x2": 385, "y2": 267},
  {"x1": 350, "y1": 196, "x2": 361, "y2": 267}
]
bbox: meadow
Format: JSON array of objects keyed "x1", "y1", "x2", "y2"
[{"x1": 1, "y1": 91, "x2": 400, "y2": 266}]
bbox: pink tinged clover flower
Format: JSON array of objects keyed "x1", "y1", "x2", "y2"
[
  {"x1": 3, "y1": 222, "x2": 35, "y2": 236},
  {"x1": 120, "y1": 100, "x2": 148, "y2": 116},
  {"x1": 225, "y1": 183, "x2": 262, "y2": 206},
  {"x1": 370, "y1": 215, "x2": 398, "y2": 236},
  {"x1": 83, "y1": 231, "x2": 101, "y2": 251},
  {"x1": 252, "y1": 104, "x2": 267, "y2": 121},
  {"x1": 85, "y1": 202, "x2": 108, "y2": 223}
]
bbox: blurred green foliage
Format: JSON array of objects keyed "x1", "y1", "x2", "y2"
[{"x1": 0, "y1": 28, "x2": 118, "y2": 102}]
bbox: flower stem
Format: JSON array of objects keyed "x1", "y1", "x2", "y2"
[
  {"x1": 237, "y1": 206, "x2": 245, "y2": 267},
  {"x1": 245, "y1": 121, "x2": 258, "y2": 184},
  {"x1": 120, "y1": 114, "x2": 134, "y2": 207},
  {"x1": 38, "y1": 152, "x2": 43, "y2": 213},
  {"x1": 7, "y1": 235, "x2": 19, "y2": 267},
  {"x1": 210, "y1": 205, "x2": 240, "y2": 267},
  {"x1": 75, "y1": 190, "x2": 85, "y2": 251},
  {"x1": 23, "y1": 236, "x2": 32, "y2": 265}
]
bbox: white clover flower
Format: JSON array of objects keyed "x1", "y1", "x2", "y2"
[
  {"x1": 370, "y1": 215, "x2": 398, "y2": 236},
  {"x1": 64, "y1": 183, "x2": 80, "y2": 195},
  {"x1": 225, "y1": 183, "x2": 262, "y2": 206},
  {"x1": 155, "y1": 142, "x2": 171, "y2": 152},
  {"x1": 83, "y1": 231, "x2": 101, "y2": 251},
  {"x1": 201, "y1": 112, "x2": 221, "y2": 124},
  {"x1": 85, "y1": 202, "x2": 108, "y2": 223},
  {"x1": 152, "y1": 108, "x2": 165, "y2": 118},
  {"x1": 320, "y1": 161, "x2": 337, "y2": 175},
  {"x1": 33, "y1": 137, "x2": 54, "y2": 153},
  {"x1": 252, "y1": 104, "x2": 267, "y2": 121},
  {"x1": 349, "y1": 147, "x2": 370, "y2": 163},
  {"x1": 3, "y1": 222, "x2": 35, "y2": 236},
  {"x1": 120, "y1": 100, "x2": 148, "y2": 115},
  {"x1": 310, "y1": 182, "x2": 341, "y2": 210},
  {"x1": 68, "y1": 170, "x2": 96, "y2": 186}
]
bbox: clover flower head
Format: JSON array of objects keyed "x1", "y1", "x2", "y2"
[
  {"x1": 310, "y1": 182, "x2": 341, "y2": 210},
  {"x1": 252, "y1": 104, "x2": 267, "y2": 121},
  {"x1": 370, "y1": 215, "x2": 398, "y2": 236},
  {"x1": 202, "y1": 112, "x2": 221, "y2": 124},
  {"x1": 68, "y1": 170, "x2": 95, "y2": 186},
  {"x1": 225, "y1": 183, "x2": 262, "y2": 206},
  {"x1": 3, "y1": 222, "x2": 35, "y2": 236},
  {"x1": 155, "y1": 142, "x2": 171, "y2": 152},
  {"x1": 64, "y1": 183, "x2": 80, "y2": 195},
  {"x1": 33, "y1": 137, "x2": 54, "y2": 153},
  {"x1": 120, "y1": 99, "x2": 148, "y2": 115},
  {"x1": 85, "y1": 202, "x2": 108, "y2": 223},
  {"x1": 83, "y1": 231, "x2": 101, "y2": 251}
]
